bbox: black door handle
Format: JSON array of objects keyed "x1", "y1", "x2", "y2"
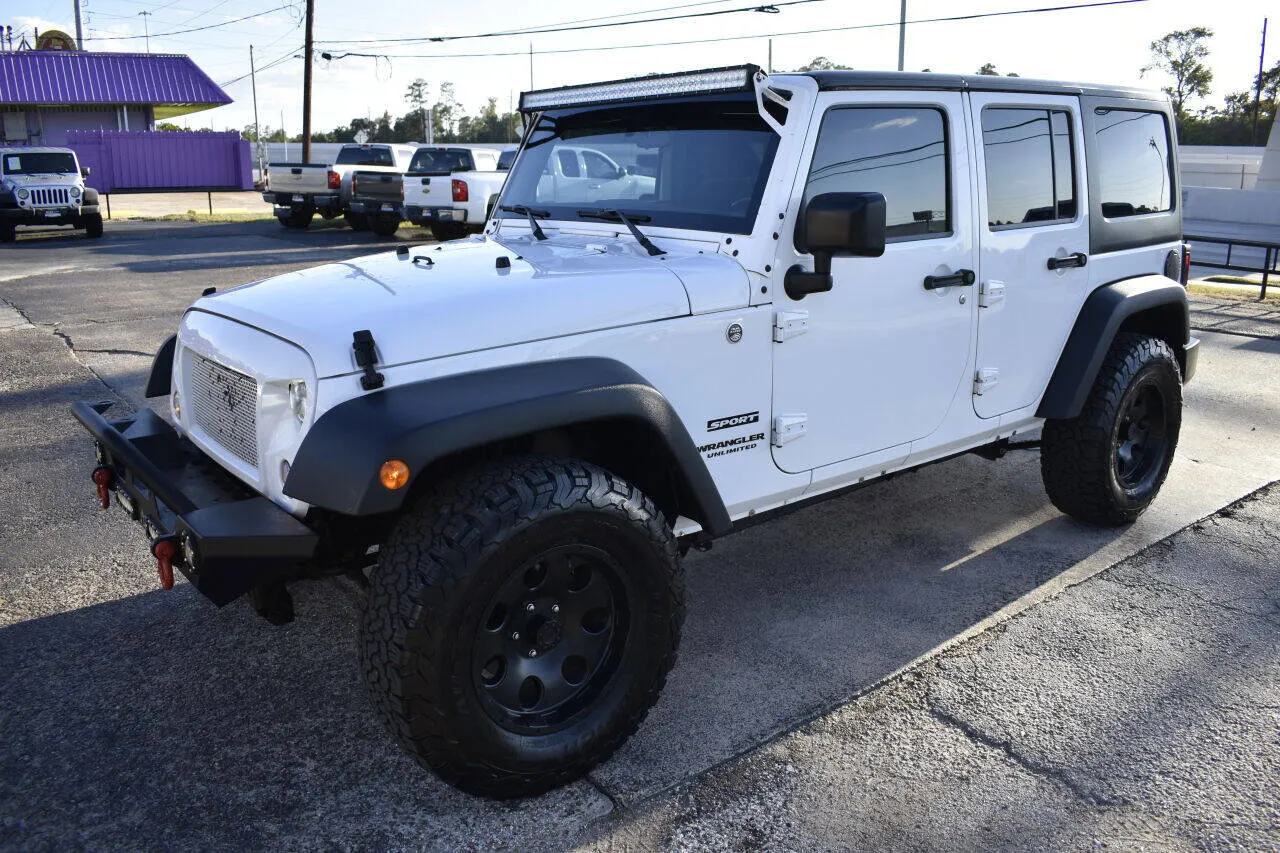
[
  {"x1": 1047, "y1": 252, "x2": 1088, "y2": 270},
  {"x1": 923, "y1": 268, "x2": 976, "y2": 290}
]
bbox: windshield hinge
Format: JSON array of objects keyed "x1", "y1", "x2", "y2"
[{"x1": 772, "y1": 414, "x2": 808, "y2": 447}]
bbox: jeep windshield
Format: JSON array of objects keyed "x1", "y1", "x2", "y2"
[
  {"x1": 4, "y1": 152, "x2": 78, "y2": 175},
  {"x1": 498, "y1": 97, "x2": 779, "y2": 235}
]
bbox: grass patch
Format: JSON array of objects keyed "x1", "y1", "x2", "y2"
[
  {"x1": 1188, "y1": 281, "x2": 1279, "y2": 303},
  {"x1": 120, "y1": 211, "x2": 276, "y2": 223}
]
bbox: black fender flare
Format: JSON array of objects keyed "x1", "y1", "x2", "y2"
[
  {"x1": 284, "y1": 357, "x2": 732, "y2": 535},
  {"x1": 1037, "y1": 275, "x2": 1190, "y2": 420},
  {"x1": 83, "y1": 187, "x2": 99, "y2": 205},
  {"x1": 145, "y1": 334, "x2": 177, "y2": 398}
]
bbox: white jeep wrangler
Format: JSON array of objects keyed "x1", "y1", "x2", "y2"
[
  {"x1": 1, "y1": 147, "x2": 103, "y2": 242},
  {"x1": 75, "y1": 65, "x2": 1198, "y2": 798}
]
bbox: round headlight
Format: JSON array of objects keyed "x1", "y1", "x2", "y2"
[
  {"x1": 288, "y1": 380, "x2": 308, "y2": 424},
  {"x1": 16, "y1": 188, "x2": 29, "y2": 200},
  {"x1": 70, "y1": 186, "x2": 82, "y2": 198}
]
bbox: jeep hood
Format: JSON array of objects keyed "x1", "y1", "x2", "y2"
[
  {"x1": 4, "y1": 174, "x2": 78, "y2": 187},
  {"x1": 193, "y1": 234, "x2": 737, "y2": 378}
]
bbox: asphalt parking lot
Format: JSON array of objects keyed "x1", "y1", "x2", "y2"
[{"x1": 1, "y1": 220, "x2": 1278, "y2": 851}]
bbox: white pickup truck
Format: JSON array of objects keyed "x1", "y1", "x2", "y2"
[
  {"x1": 262, "y1": 143, "x2": 417, "y2": 230},
  {"x1": 402, "y1": 146, "x2": 510, "y2": 241}
]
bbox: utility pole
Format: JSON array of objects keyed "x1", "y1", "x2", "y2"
[
  {"x1": 137, "y1": 11, "x2": 151, "y2": 52},
  {"x1": 301, "y1": 0, "x2": 315, "y2": 162},
  {"x1": 1253, "y1": 18, "x2": 1269, "y2": 146},
  {"x1": 897, "y1": 0, "x2": 906, "y2": 71},
  {"x1": 768, "y1": 38, "x2": 773, "y2": 73},
  {"x1": 529, "y1": 42, "x2": 534, "y2": 89},
  {"x1": 250, "y1": 45, "x2": 263, "y2": 179},
  {"x1": 74, "y1": 0, "x2": 84, "y2": 47}
]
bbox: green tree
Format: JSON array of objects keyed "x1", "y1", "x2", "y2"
[
  {"x1": 976, "y1": 63, "x2": 1019, "y2": 77},
  {"x1": 156, "y1": 122, "x2": 184, "y2": 132},
  {"x1": 1142, "y1": 27, "x2": 1213, "y2": 119},
  {"x1": 433, "y1": 82, "x2": 461, "y2": 141},
  {"x1": 405, "y1": 78, "x2": 430, "y2": 142},
  {"x1": 797, "y1": 56, "x2": 850, "y2": 71}
]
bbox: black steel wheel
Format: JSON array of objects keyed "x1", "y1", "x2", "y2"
[
  {"x1": 359, "y1": 456, "x2": 684, "y2": 798},
  {"x1": 472, "y1": 543, "x2": 629, "y2": 733},
  {"x1": 1042, "y1": 333, "x2": 1182, "y2": 525}
]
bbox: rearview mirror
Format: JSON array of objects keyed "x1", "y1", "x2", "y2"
[
  {"x1": 80, "y1": 166, "x2": 91, "y2": 178},
  {"x1": 786, "y1": 192, "x2": 886, "y2": 300}
]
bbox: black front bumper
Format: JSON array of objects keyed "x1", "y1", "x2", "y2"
[
  {"x1": 72, "y1": 401, "x2": 318, "y2": 606},
  {"x1": 1, "y1": 206, "x2": 95, "y2": 224}
]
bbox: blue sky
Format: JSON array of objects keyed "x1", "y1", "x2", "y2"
[{"x1": 8, "y1": 0, "x2": 1275, "y2": 134}]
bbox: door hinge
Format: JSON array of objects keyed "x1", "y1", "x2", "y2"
[
  {"x1": 979, "y1": 279, "x2": 1005, "y2": 308},
  {"x1": 773, "y1": 310, "x2": 809, "y2": 343},
  {"x1": 772, "y1": 414, "x2": 808, "y2": 446},
  {"x1": 974, "y1": 368, "x2": 999, "y2": 395}
]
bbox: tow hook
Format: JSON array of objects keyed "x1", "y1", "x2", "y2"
[
  {"x1": 91, "y1": 466, "x2": 113, "y2": 509},
  {"x1": 151, "y1": 536, "x2": 179, "y2": 590}
]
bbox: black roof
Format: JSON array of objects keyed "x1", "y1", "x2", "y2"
[{"x1": 800, "y1": 70, "x2": 1165, "y2": 102}]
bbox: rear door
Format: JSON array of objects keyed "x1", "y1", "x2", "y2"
[{"x1": 968, "y1": 92, "x2": 1090, "y2": 418}]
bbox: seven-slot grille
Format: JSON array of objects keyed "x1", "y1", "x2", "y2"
[
  {"x1": 189, "y1": 353, "x2": 259, "y2": 467},
  {"x1": 28, "y1": 187, "x2": 71, "y2": 208}
]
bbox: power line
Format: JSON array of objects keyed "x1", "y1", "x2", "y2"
[
  {"x1": 318, "y1": 0, "x2": 824, "y2": 46},
  {"x1": 218, "y1": 44, "x2": 300, "y2": 87},
  {"x1": 88, "y1": 5, "x2": 294, "y2": 40},
  {"x1": 331, "y1": 0, "x2": 1147, "y2": 61}
]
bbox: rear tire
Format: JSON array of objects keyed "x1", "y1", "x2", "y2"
[
  {"x1": 344, "y1": 212, "x2": 369, "y2": 231},
  {"x1": 1041, "y1": 333, "x2": 1182, "y2": 526},
  {"x1": 84, "y1": 213, "x2": 104, "y2": 238},
  {"x1": 359, "y1": 456, "x2": 684, "y2": 798},
  {"x1": 370, "y1": 214, "x2": 400, "y2": 238},
  {"x1": 277, "y1": 206, "x2": 313, "y2": 229},
  {"x1": 431, "y1": 221, "x2": 468, "y2": 242}
]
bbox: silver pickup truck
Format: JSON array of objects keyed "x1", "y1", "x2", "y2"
[{"x1": 262, "y1": 143, "x2": 416, "y2": 230}]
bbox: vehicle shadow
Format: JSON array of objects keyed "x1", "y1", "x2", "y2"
[{"x1": 0, "y1": 444, "x2": 1130, "y2": 850}]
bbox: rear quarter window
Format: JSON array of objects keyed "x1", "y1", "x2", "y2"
[{"x1": 1092, "y1": 108, "x2": 1173, "y2": 218}]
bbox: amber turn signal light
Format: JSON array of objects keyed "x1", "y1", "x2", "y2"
[{"x1": 379, "y1": 459, "x2": 410, "y2": 490}]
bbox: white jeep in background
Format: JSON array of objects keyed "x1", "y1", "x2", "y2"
[
  {"x1": 77, "y1": 65, "x2": 1198, "y2": 799},
  {"x1": 0, "y1": 147, "x2": 102, "y2": 242}
]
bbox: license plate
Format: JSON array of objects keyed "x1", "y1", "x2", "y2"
[
  {"x1": 45, "y1": 210, "x2": 61, "y2": 218},
  {"x1": 381, "y1": 204, "x2": 395, "y2": 212},
  {"x1": 292, "y1": 194, "x2": 304, "y2": 202}
]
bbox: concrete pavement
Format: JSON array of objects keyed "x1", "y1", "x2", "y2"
[{"x1": 0, "y1": 221, "x2": 1278, "y2": 850}]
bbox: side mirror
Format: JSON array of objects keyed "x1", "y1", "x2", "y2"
[
  {"x1": 618, "y1": 165, "x2": 631, "y2": 178},
  {"x1": 786, "y1": 191, "x2": 886, "y2": 300},
  {"x1": 80, "y1": 166, "x2": 91, "y2": 177}
]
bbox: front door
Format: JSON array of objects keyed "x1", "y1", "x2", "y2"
[
  {"x1": 969, "y1": 92, "x2": 1091, "y2": 418},
  {"x1": 771, "y1": 92, "x2": 978, "y2": 474}
]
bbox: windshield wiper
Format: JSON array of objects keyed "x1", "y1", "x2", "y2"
[
  {"x1": 576, "y1": 209, "x2": 665, "y2": 257},
  {"x1": 500, "y1": 204, "x2": 549, "y2": 241}
]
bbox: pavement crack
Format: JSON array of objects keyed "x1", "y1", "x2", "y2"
[
  {"x1": 924, "y1": 691, "x2": 1123, "y2": 808},
  {"x1": 77, "y1": 347, "x2": 153, "y2": 358},
  {"x1": 586, "y1": 772, "x2": 626, "y2": 817}
]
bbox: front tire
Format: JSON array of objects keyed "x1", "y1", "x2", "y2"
[
  {"x1": 359, "y1": 456, "x2": 684, "y2": 798},
  {"x1": 84, "y1": 213, "x2": 103, "y2": 238},
  {"x1": 0, "y1": 223, "x2": 14, "y2": 243},
  {"x1": 1041, "y1": 333, "x2": 1182, "y2": 526}
]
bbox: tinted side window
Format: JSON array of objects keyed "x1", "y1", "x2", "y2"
[
  {"x1": 981, "y1": 107, "x2": 1076, "y2": 228},
  {"x1": 335, "y1": 146, "x2": 395, "y2": 166},
  {"x1": 557, "y1": 150, "x2": 581, "y2": 177},
  {"x1": 1093, "y1": 109, "x2": 1172, "y2": 217},
  {"x1": 804, "y1": 107, "x2": 950, "y2": 241}
]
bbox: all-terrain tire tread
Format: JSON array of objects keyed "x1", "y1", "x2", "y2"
[
  {"x1": 358, "y1": 455, "x2": 683, "y2": 798},
  {"x1": 1041, "y1": 332, "x2": 1181, "y2": 526}
]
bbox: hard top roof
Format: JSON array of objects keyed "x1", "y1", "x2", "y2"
[{"x1": 797, "y1": 70, "x2": 1165, "y2": 102}]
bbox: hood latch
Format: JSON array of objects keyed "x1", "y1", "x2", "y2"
[{"x1": 352, "y1": 330, "x2": 385, "y2": 391}]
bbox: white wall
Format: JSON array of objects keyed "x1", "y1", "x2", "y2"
[{"x1": 1180, "y1": 145, "x2": 1265, "y2": 190}]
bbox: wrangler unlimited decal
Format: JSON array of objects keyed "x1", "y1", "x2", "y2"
[{"x1": 699, "y1": 432, "x2": 767, "y2": 458}]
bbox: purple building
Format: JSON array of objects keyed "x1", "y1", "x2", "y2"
[
  {"x1": 0, "y1": 49, "x2": 250, "y2": 191},
  {"x1": 0, "y1": 50, "x2": 231, "y2": 145}
]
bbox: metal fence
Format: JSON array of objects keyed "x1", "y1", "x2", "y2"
[{"x1": 1186, "y1": 234, "x2": 1280, "y2": 299}]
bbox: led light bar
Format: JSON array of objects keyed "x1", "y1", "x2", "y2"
[{"x1": 520, "y1": 65, "x2": 759, "y2": 113}]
